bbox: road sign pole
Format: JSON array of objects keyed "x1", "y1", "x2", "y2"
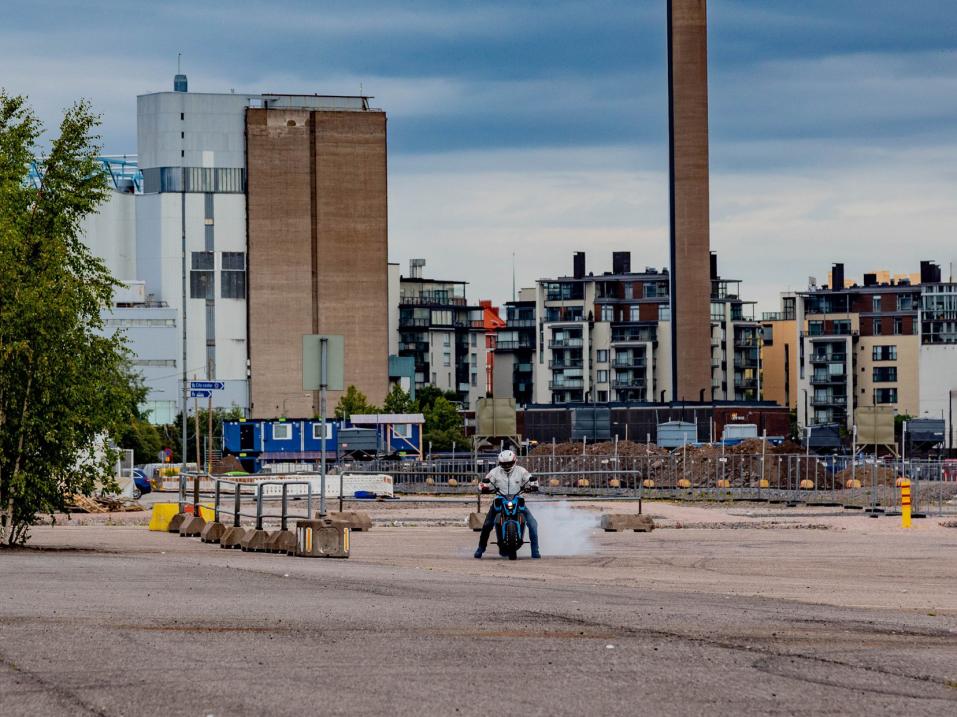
[
  {"x1": 320, "y1": 337, "x2": 328, "y2": 516},
  {"x1": 194, "y1": 395, "x2": 200, "y2": 476}
]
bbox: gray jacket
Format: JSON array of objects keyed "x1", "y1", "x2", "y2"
[{"x1": 482, "y1": 465, "x2": 537, "y2": 495}]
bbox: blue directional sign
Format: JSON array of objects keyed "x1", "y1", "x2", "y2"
[
  {"x1": 189, "y1": 381, "x2": 224, "y2": 390},
  {"x1": 190, "y1": 389, "x2": 212, "y2": 398}
]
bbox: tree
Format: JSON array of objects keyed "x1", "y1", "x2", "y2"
[
  {"x1": 0, "y1": 91, "x2": 143, "y2": 545},
  {"x1": 382, "y1": 383, "x2": 415, "y2": 414},
  {"x1": 414, "y1": 384, "x2": 459, "y2": 413},
  {"x1": 334, "y1": 385, "x2": 378, "y2": 420},
  {"x1": 423, "y1": 396, "x2": 470, "y2": 452}
]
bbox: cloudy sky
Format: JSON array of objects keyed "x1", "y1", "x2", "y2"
[{"x1": 4, "y1": 0, "x2": 956, "y2": 312}]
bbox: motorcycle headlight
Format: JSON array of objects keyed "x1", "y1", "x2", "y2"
[{"x1": 506, "y1": 502, "x2": 513, "y2": 509}]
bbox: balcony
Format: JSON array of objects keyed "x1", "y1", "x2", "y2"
[
  {"x1": 611, "y1": 330, "x2": 656, "y2": 344},
  {"x1": 506, "y1": 319, "x2": 536, "y2": 327},
  {"x1": 811, "y1": 373, "x2": 846, "y2": 385},
  {"x1": 734, "y1": 339, "x2": 760, "y2": 348},
  {"x1": 548, "y1": 338, "x2": 584, "y2": 349},
  {"x1": 734, "y1": 377, "x2": 758, "y2": 389},
  {"x1": 549, "y1": 379, "x2": 585, "y2": 390},
  {"x1": 549, "y1": 359, "x2": 583, "y2": 369},
  {"x1": 761, "y1": 311, "x2": 796, "y2": 321},
  {"x1": 496, "y1": 340, "x2": 534, "y2": 351},
  {"x1": 612, "y1": 356, "x2": 647, "y2": 369},
  {"x1": 399, "y1": 295, "x2": 468, "y2": 307},
  {"x1": 612, "y1": 378, "x2": 646, "y2": 390},
  {"x1": 810, "y1": 353, "x2": 847, "y2": 364},
  {"x1": 399, "y1": 317, "x2": 430, "y2": 328},
  {"x1": 398, "y1": 341, "x2": 429, "y2": 352},
  {"x1": 733, "y1": 356, "x2": 759, "y2": 369},
  {"x1": 811, "y1": 396, "x2": 847, "y2": 407}
]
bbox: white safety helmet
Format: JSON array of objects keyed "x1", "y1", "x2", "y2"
[{"x1": 498, "y1": 449, "x2": 517, "y2": 471}]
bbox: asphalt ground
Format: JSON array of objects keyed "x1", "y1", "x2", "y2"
[{"x1": 1, "y1": 503, "x2": 956, "y2": 716}]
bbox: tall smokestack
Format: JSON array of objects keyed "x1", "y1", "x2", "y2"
[{"x1": 668, "y1": 0, "x2": 712, "y2": 403}]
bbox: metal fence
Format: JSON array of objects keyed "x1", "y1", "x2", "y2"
[
  {"x1": 176, "y1": 474, "x2": 316, "y2": 530},
  {"x1": 343, "y1": 454, "x2": 957, "y2": 517}
]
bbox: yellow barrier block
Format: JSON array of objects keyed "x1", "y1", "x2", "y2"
[
  {"x1": 148, "y1": 503, "x2": 179, "y2": 531},
  {"x1": 148, "y1": 503, "x2": 215, "y2": 531}
]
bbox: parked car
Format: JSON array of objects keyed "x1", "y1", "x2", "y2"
[{"x1": 132, "y1": 468, "x2": 151, "y2": 499}]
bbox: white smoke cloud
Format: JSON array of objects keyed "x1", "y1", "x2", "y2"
[{"x1": 519, "y1": 501, "x2": 600, "y2": 557}]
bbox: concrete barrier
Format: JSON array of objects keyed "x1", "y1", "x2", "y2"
[
  {"x1": 294, "y1": 519, "x2": 349, "y2": 558},
  {"x1": 167, "y1": 512, "x2": 189, "y2": 533},
  {"x1": 219, "y1": 526, "x2": 246, "y2": 549},
  {"x1": 178, "y1": 515, "x2": 206, "y2": 537},
  {"x1": 266, "y1": 529, "x2": 297, "y2": 554},
  {"x1": 320, "y1": 511, "x2": 372, "y2": 531},
  {"x1": 467, "y1": 512, "x2": 486, "y2": 531},
  {"x1": 240, "y1": 528, "x2": 271, "y2": 552},
  {"x1": 600, "y1": 514, "x2": 655, "y2": 532},
  {"x1": 200, "y1": 522, "x2": 226, "y2": 544}
]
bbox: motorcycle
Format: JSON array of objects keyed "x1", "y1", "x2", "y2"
[{"x1": 491, "y1": 482, "x2": 534, "y2": 560}]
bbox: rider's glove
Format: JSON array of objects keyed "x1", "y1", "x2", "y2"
[
  {"x1": 528, "y1": 481, "x2": 540, "y2": 493},
  {"x1": 479, "y1": 481, "x2": 493, "y2": 494}
]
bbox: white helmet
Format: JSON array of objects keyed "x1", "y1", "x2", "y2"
[{"x1": 498, "y1": 449, "x2": 517, "y2": 471}]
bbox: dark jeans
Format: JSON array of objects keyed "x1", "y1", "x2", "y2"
[{"x1": 477, "y1": 501, "x2": 539, "y2": 555}]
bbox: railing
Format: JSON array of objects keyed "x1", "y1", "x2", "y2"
[
  {"x1": 496, "y1": 340, "x2": 535, "y2": 350},
  {"x1": 612, "y1": 379, "x2": 646, "y2": 389},
  {"x1": 811, "y1": 353, "x2": 847, "y2": 363},
  {"x1": 505, "y1": 319, "x2": 536, "y2": 327},
  {"x1": 548, "y1": 339, "x2": 584, "y2": 349},
  {"x1": 549, "y1": 379, "x2": 584, "y2": 390},
  {"x1": 612, "y1": 357, "x2": 647, "y2": 368},
  {"x1": 549, "y1": 359, "x2": 583, "y2": 369}
]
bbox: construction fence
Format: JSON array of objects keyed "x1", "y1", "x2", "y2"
[{"x1": 346, "y1": 453, "x2": 957, "y2": 517}]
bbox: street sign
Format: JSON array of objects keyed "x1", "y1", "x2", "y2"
[
  {"x1": 302, "y1": 335, "x2": 345, "y2": 391},
  {"x1": 190, "y1": 389, "x2": 212, "y2": 398},
  {"x1": 190, "y1": 381, "x2": 224, "y2": 391}
]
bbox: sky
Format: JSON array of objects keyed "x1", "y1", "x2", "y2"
[{"x1": 4, "y1": 0, "x2": 957, "y2": 313}]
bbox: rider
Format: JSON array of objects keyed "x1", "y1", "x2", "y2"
[{"x1": 474, "y1": 449, "x2": 541, "y2": 559}]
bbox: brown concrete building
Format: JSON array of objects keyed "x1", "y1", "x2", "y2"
[
  {"x1": 247, "y1": 99, "x2": 389, "y2": 418},
  {"x1": 760, "y1": 294, "x2": 798, "y2": 409},
  {"x1": 668, "y1": 0, "x2": 713, "y2": 402}
]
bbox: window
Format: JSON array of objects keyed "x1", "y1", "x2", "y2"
[
  {"x1": 872, "y1": 295, "x2": 881, "y2": 312},
  {"x1": 600, "y1": 305, "x2": 613, "y2": 322},
  {"x1": 658, "y1": 305, "x2": 671, "y2": 321},
  {"x1": 471, "y1": 372, "x2": 477, "y2": 387},
  {"x1": 394, "y1": 424, "x2": 412, "y2": 438},
  {"x1": 597, "y1": 390, "x2": 608, "y2": 402},
  {"x1": 432, "y1": 310, "x2": 452, "y2": 326},
  {"x1": 629, "y1": 305, "x2": 640, "y2": 322},
  {"x1": 272, "y1": 423, "x2": 291, "y2": 440},
  {"x1": 597, "y1": 350, "x2": 608, "y2": 363},
  {"x1": 898, "y1": 294, "x2": 913, "y2": 311},
  {"x1": 645, "y1": 283, "x2": 658, "y2": 298},
  {"x1": 443, "y1": 352, "x2": 451, "y2": 367},
  {"x1": 221, "y1": 252, "x2": 246, "y2": 299},
  {"x1": 190, "y1": 251, "x2": 214, "y2": 299},
  {"x1": 893, "y1": 318, "x2": 903, "y2": 335},
  {"x1": 833, "y1": 320, "x2": 851, "y2": 335},
  {"x1": 311, "y1": 422, "x2": 332, "y2": 440},
  {"x1": 443, "y1": 333, "x2": 451, "y2": 347},
  {"x1": 470, "y1": 333, "x2": 477, "y2": 347},
  {"x1": 597, "y1": 370, "x2": 608, "y2": 383},
  {"x1": 874, "y1": 388, "x2": 898, "y2": 404},
  {"x1": 807, "y1": 321, "x2": 824, "y2": 336},
  {"x1": 180, "y1": 112, "x2": 184, "y2": 120},
  {"x1": 872, "y1": 345, "x2": 897, "y2": 361},
  {"x1": 873, "y1": 367, "x2": 897, "y2": 382},
  {"x1": 873, "y1": 319, "x2": 882, "y2": 335}
]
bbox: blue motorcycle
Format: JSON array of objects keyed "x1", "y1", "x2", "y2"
[{"x1": 492, "y1": 484, "x2": 531, "y2": 560}]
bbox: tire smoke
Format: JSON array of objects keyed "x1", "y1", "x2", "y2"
[{"x1": 521, "y1": 501, "x2": 599, "y2": 557}]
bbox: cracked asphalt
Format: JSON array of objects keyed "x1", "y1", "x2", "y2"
[{"x1": 1, "y1": 510, "x2": 956, "y2": 716}]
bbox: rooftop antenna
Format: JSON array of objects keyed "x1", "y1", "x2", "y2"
[
  {"x1": 177, "y1": 52, "x2": 181, "y2": 74},
  {"x1": 512, "y1": 252, "x2": 516, "y2": 302}
]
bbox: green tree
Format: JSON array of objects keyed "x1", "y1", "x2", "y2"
[
  {"x1": 414, "y1": 384, "x2": 459, "y2": 413},
  {"x1": 0, "y1": 92, "x2": 142, "y2": 545},
  {"x1": 382, "y1": 383, "x2": 415, "y2": 414},
  {"x1": 334, "y1": 385, "x2": 378, "y2": 420},
  {"x1": 423, "y1": 396, "x2": 470, "y2": 452}
]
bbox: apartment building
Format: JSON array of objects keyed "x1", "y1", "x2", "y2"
[
  {"x1": 493, "y1": 291, "x2": 537, "y2": 406},
  {"x1": 796, "y1": 262, "x2": 930, "y2": 429},
  {"x1": 533, "y1": 252, "x2": 670, "y2": 405},
  {"x1": 709, "y1": 254, "x2": 763, "y2": 402},
  {"x1": 760, "y1": 294, "x2": 798, "y2": 410},
  {"x1": 395, "y1": 260, "x2": 487, "y2": 409}
]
